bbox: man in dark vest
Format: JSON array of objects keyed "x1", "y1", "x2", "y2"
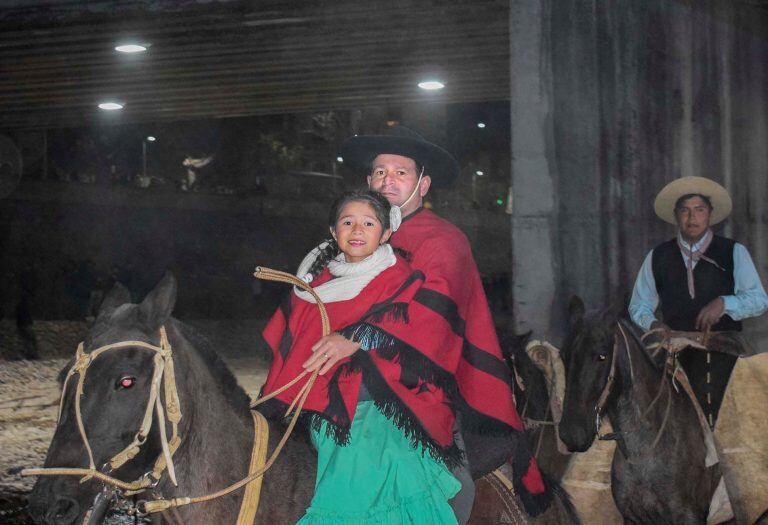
[{"x1": 629, "y1": 176, "x2": 768, "y2": 428}]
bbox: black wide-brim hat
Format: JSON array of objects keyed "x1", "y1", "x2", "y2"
[{"x1": 339, "y1": 126, "x2": 459, "y2": 187}]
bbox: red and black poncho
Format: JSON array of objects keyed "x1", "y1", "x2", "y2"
[
  {"x1": 390, "y1": 208, "x2": 549, "y2": 514},
  {"x1": 260, "y1": 255, "x2": 464, "y2": 467}
]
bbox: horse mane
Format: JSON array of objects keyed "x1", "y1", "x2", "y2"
[{"x1": 170, "y1": 319, "x2": 252, "y2": 414}]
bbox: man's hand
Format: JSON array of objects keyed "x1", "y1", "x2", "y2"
[
  {"x1": 303, "y1": 333, "x2": 360, "y2": 375},
  {"x1": 649, "y1": 320, "x2": 671, "y2": 339},
  {"x1": 695, "y1": 297, "x2": 725, "y2": 331}
]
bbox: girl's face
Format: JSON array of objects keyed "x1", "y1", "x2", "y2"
[{"x1": 331, "y1": 200, "x2": 391, "y2": 263}]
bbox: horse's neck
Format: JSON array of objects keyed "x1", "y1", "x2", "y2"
[
  {"x1": 607, "y1": 339, "x2": 668, "y2": 442},
  {"x1": 158, "y1": 337, "x2": 253, "y2": 517}
]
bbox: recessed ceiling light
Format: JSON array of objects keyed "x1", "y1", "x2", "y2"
[
  {"x1": 115, "y1": 44, "x2": 148, "y2": 53},
  {"x1": 336, "y1": 156, "x2": 344, "y2": 163},
  {"x1": 146, "y1": 136, "x2": 156, "y2": 142},
  {"x1": 98, "y1": 102, "x2": 124, "y2": 110},
  {"x1": 418, "y1": 81, "x2": 445, "y2": 90},
  {"x1": 475, "y1": 170, "x2": 484, "y2": 176},
  {"x1": 477, "y1": 122, "x2": 486, "y2": 129}
]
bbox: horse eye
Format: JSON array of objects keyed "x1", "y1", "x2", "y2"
[
  {"x1": 117, "y1": 376, "x2": 136, "y2": 389},
  {"x1": 597, "y1": 354, "x2": 607, "y2": 361}
]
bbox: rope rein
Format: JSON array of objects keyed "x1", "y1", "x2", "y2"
[
  {"x1": 22, "y1": 266, "x2": 330, "y2": 519},
  {"x1": 24, "y1": 328, "x2": 181, "y2": 493},
  {"x1": 595, "y1": 323, "x2": 719, "y2": 464}
]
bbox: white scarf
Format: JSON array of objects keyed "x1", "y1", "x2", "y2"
[{"x1": 294, "y1": 242, "x2": 396, "y2": 303}]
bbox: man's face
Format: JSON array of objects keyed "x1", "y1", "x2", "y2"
[
  {"x1": 675, "y1": 196, "x2": 712, "y2": 242},
  {"x1": 367, "y1": 154, "x2": 430, "y2": 217}
]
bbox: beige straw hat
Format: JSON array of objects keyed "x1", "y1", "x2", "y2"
[{"x1": 653, "y1": 176, "x2": 732, "y2": 225}]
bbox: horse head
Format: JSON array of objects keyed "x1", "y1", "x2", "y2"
[
  {"x1": 557, "y1": 296, "x2": 623, "y2": 452},
  {"x1": 28, "y1": 273, "x2": 179, "y2": 525}
]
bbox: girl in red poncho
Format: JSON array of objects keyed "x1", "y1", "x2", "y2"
[{"x1": 259, "y1": 190, "x2": 462, "y2": 524}]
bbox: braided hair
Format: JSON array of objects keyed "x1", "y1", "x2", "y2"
[{"x1": 306, "y1": 190, "x2": 392, "y2": 278}]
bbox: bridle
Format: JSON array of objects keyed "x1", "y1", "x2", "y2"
[
  {"x1": 593, "y1": 321, "x2": 623, "y2": 442},
  {"x1": 23, "y1": 266, "x2": 329, "y2": 520},
  {"x1": 592, "y1": 321, "x2": 719, "y2": 465},
  {"x1": 37, "y1": 326, "x2": 184, "y2": 494}
]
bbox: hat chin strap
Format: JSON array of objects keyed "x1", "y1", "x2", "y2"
[{"x1": 387, "y1": 167, "x2": 424, "y2": 233}]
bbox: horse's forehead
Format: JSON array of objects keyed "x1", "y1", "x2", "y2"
[
  {"x1": 87, "y1": 304, "x2": 155, "y2": 348},
  {"x1": 571, "y1": 321, "x2": 613, "y2": 354}
]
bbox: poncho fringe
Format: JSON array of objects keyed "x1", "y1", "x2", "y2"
[{"x1": 260, "y1": 318, "x2": 465, "y2": 469}]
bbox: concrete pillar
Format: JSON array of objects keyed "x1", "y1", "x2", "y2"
[{"x1": 509, "y1": 0, "x2": 557, "y2": 337}]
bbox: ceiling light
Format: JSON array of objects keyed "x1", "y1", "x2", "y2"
[
  {"x1": 336, "y1": 156, "x2": 344, "y2": 163},
  {"x1": 98, "y1": 102, "x2": 124, "y2": 110},
  {"x1": 477, "y1": 122, "x2": 486, "y2": 129},
  {"x1": 146, "y1": 136, "x2": 156, "y2": 142},
  {"x1": 115, "y1": 44, "x2": 148, "y2": 53},
  {"x1": 475, "y1": 170, "x2": 484, "y2": 176},
  {"x1": 418, "y1": 80, "x2": 445, "y2": 90}
]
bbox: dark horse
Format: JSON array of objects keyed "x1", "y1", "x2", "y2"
[
  {"x1": 28, "y1": 273, "x2": 580, "y2": 524},
  {"x1": 28, "y1": 273, "x2": 316, "y2": 524},
  {"x1": 558, "y1": 296, "x2": 723, "y2": 524},
  {"x1": 499, "y1": 330, "x2": 570, "y2": 481}
]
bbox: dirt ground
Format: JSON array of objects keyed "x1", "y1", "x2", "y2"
[{"x1": 0, "y1": 356, "x2": 270, "y2": 524}]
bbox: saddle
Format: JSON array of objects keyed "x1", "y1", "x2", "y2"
[
  {"x1": 469, "y1": 469, "x2": 529, "y2": 525},
  {"x1": 712, "y1": 351, "x2": 768, "y2": 525}
]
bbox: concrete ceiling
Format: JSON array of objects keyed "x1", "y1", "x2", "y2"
[{"x1": 0, "y1": 0, "x2": 510, "y2": 130}]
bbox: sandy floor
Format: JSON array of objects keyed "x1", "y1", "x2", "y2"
[{"x1": 0, "y1": 356, "x2": 270, "y2": 523}]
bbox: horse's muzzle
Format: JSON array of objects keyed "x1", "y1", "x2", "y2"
[
  {"x1": 28, "y1": 495, "x2": 80, "y2": 525},
  {"x1": 558, "y1": 417, "x2": 596, "y2": 453}
]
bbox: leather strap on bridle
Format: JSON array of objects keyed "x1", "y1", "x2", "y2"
[{"x1": 594, "y1": 326, "x2": 621, "y2": 440}]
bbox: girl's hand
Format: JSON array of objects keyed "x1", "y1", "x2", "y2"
[{"x1": 303, "y1": 333, "x2": 360, "y2": 375}]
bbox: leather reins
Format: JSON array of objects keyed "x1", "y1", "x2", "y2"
[
  {"x1": 22, "y1": 266, "x2": 329, "y2": 521},
  {"x1": 593, "y1": 321, "x2": 719, "y2": 465}
]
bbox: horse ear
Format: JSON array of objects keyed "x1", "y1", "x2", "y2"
[
  {"x1": 99, "y1": 283, "x2": 132, "y2": 314},
  {"x1": 567, "y1": 295, "x2": 585, "y2": 328},
  {"x1": 139, "y1": 272, "x2": 177, "y2": 330}
]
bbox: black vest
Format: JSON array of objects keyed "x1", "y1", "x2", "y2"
[{"x1": 651, "y1": 235, "x2": 741, "y2": 332}]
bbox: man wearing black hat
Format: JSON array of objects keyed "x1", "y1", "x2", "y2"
[{"x1": 340, "y1": 127, "x2": 549, "y2": 521}]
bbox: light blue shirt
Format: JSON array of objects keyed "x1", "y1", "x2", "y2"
[{"x1": 629, "y1": 233, "x2": 768, "y2": 331}]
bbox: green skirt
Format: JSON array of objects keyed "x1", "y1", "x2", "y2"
[{"x1": 297, "y1": 400, "x2": 461, "y2": 525}]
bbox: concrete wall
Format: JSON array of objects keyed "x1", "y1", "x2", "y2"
[{"x1": 511, "y1": 0, "x2": 768, "y2": 345}]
